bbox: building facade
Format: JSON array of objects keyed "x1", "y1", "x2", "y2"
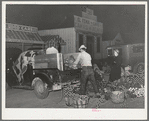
[
  {"x1": 6, "y1": 23, "x2": 44, "y2": 52},
  {"x1": 39, "y1": 8, "x2": 103, "y2": 60}
]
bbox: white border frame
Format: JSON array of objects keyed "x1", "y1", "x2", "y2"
[{"x1": 2, "y1": 1, "x2": 148, "y2": 120}]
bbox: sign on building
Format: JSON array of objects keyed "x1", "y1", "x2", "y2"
[
  {"x1": 6, "y1": 23, "x2": 38, "y2": 33},
  {"x1": 74, "y1": 15, "x2": 103, "y2": 34}
]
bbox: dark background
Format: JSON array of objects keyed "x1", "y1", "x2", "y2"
[{"x1": 6, "y1": 4, "x2": 145, "y2": 43}]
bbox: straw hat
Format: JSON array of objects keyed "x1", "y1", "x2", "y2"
[{"x1": 79, "y1": 45, "x2": 87, "y2": 51}]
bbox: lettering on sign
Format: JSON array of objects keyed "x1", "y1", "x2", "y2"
[
  {"x1": 74, "y1": 15, "x2": 103, "y2": 34},
  {"x1": 6, "y1": 23, "x2": 38, "y2": 33}
]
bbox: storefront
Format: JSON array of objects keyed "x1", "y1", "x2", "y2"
[
  {"x1": 74, "y1": 8, "x2": 103, "y2": 59},
  {"x1": 6, "y1": 23, "x2": 44, "y2": 52},
  {"x1": 74, "y1": 11, "x2": 103, "y2": 59},
  {"x1": 39, "y1": 8, "x2": 103, "y2": 60},
  {"x1": 6, "y1": 23, "x2": 44, "y2": 62}
]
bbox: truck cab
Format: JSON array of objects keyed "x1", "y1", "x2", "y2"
[{"x1": 106, "y1": 43, "x2": 144, "y2": 73}]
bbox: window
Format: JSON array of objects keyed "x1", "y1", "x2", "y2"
[
  {"x1": 79, "y1": 34, "x2": 83, "y2": 47},
  {"x1": 107, "y1": 48, "x2": 122, "y2": 56},
  {"x1": 107, "y1": 49, "x2": 112, "y2": 56},
  {"x1": 97, "y1": 37, "x2": 100, "y2": 52}
]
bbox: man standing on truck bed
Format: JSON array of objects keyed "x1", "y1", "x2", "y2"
[
  {"x1": 73, "y1": 45, "x2": 101, "y2": 98},
  {"x1": 46, "y1": 43, "x2": 58, "y2": 54},
  {"x1": 46, "y1": 43, "x2": 59, "y2": 82}
]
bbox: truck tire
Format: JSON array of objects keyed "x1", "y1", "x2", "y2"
[
  {"x1": 33, "y1": 77, "x2": 49, "y2": 99},
  {"x1": 133, "y1": 62, "x2": 144, "y2": 74}
]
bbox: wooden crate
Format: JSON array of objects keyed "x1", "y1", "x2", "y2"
[{"x1": 32, "y1": 53, "x2": 63, "y2": 71}]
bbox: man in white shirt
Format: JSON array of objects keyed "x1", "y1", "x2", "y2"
[
  {"x1": 46, "y1": 45, "x2": 58, "y2": 54},
  {"x1": 73, "y1": 45, "x2": 100, "y2": 97},
  {"x1": 46, "y1": 44, "x2": 59, "y2": 82}
]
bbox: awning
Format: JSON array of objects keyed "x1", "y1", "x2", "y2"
[
  {"x1": 41, "y1": 35, "x2": 66, "y2": 45},
  {"x1": 6, "y1": 30, "x2": 44, "y2": 44}
]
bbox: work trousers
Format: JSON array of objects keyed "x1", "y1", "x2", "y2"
[{"x1": 80, "y1": 66, "x2": 99, "y2": 95}]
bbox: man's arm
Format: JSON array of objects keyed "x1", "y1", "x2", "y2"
[{"x1": 73, "y1": 53, "x2": 81, "y2": 65}]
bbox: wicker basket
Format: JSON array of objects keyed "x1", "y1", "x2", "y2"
[
  {"x1": 65, "y1": 97, "x2": 73, "y2": 106},
  {"x1": 111, "y1": 91, "x2": 125, "y2": 103},
  {"x1": 73, "y1": 95, "x2": 89, "y2": 108}
]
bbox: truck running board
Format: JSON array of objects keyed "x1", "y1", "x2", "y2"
[{"x1": 12, "y1": 85, "x2": 33, "y2": 90}]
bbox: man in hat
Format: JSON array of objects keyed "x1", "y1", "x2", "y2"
[
  {"x1": 73, "y1": 45, "x2": 100, "y2": 97},
  {"x1": 109, "y1": 49, "x2": 122, "y2": 82}
]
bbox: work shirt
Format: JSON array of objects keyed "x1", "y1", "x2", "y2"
[
  {"x1": 46, "y1": 47, "x2": 58, "y2": 54},
  {"x1": 74, "y1": 51, "x2": 92, "y2": 67}
]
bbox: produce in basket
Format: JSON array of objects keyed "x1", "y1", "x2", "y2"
[
  {"x1": 128, "y1": 85, "x2": 144, "y2": 98},
  {"x1": 65, "y1": 96, "x2": 73, "y2": 106},
  {"x1": 111, "y1": 91, "x2": 125, "y2": 103},
  {"x1": 64, "y1": 55, "x2": 81, "y2": 70},
  {"x1": 73, "y1": 95, "x2": 90, "y2": 108}
]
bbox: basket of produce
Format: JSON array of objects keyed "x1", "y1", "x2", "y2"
[
  {"x1": 73, "y1": 95, "x2": 90, "y2": 108},
  {"x1": 110, "y1": 91, "x2": 125, "y2": 103},
  {"x1": 65, "y1": 96, "x2": 74, "y2": 106}
]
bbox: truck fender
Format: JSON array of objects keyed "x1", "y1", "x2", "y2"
[{"x1": 32, "y1": 72, "x2": 53, "y2": 88}]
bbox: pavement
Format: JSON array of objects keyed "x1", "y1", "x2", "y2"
[{"x1": 6, "y1": 88, "x2": 144, "y2": 108}]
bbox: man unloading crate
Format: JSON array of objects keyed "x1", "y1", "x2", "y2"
[{"x1": 73, "y1": 45, "x2": 101, "y2": 98}]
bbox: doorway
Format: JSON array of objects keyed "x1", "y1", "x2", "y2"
[
  {"x1": 86, "y1": 36, "x2": 94, "y2": 59},
  {"x1": 79, "y1": 34, "x2": 83, "y2": 47}
]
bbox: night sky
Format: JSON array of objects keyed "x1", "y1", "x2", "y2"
[{"x1": 6, "y1": 4, "x2": 145, "y2": 43}]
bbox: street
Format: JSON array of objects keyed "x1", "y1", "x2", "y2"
[
  {"x1": 6, "y1": 88, "x2": 68, "y2": 108},
  {"x1": 6, "y1": 88, "x2": 144, "y2": 108}
]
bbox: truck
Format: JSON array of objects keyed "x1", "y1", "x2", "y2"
[
  {"x1": 32, "y1": 52, "x2": 82, "y2": 99},
  {"x1": 7, "y1": 50, "x2": 81, "y2": 99},
  {"x1": 106, "y1": 43, "x2": 144, "y2": 73}
]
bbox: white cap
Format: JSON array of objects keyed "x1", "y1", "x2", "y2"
[{"x1": 79, "y1": 45, "x2": 87, "y2": 51}]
